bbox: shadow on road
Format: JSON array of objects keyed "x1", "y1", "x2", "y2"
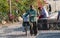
[
  {"x1": 6, "y1": 34, "x2": 27, "y2": 37},
  {"x1": 3, "y1": 26, "x2": 24, "y2": 33},
  {"x1": 13, "y1": 27, "x2": 23, "y2": 31},
  {"x1": 36, "y1": 33, "x2": 60, "y2": 38}
]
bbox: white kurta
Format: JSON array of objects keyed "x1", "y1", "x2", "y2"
[{"x1": 42, "y1": 6, "x2": 49, "y2": 18}]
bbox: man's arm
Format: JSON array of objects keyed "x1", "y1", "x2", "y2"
[
  {"x1": 57, "y1": 15, "x2": 59, "y2": 20},
  {"x1": 24, "y1": 11, "x2": 29, "y2": 17}
]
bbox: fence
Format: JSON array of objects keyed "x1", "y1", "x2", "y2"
[{"x1": 37, "y1": 19, "x2": 60, "y2": 30}]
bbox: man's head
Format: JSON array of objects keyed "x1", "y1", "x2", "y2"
[
  {"x1": 38, "y1": 7, "x2": 42, "y2": 10},
  {"x1": 30, "y1": 5, "x2": 33, "y2": 9}
]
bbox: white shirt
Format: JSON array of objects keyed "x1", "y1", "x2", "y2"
[
  {"x1": 22, "y1": 13, "x2": 29, "y2": 22},
  {"x1": 42, "y1": 6, "x2": 49, "y2": 18}
]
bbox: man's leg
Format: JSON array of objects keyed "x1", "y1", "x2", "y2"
[
  {"x1": 23, "y1": 22, "x2": 28, "y2": 35},
  {"x1": 42, "y1": 19, "x2": 48, "y2": 30},
  {"x1": 22, "y1": 22, "x2": 25, "y2": 32},
  {"x1": 25, "y1": 22, "x2": 28, "y2": 35},
  {"x1": 29, "y1": 22, "x2": 33, "y2": 36},
  {"x1": 33, "y1": 22, "x2": 37, "y2": 35}
]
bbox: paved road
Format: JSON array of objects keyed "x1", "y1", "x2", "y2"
[
  {"x1": 36, "y1": 32, "x2": 60, "y2": 38},
  {"x1": 0, "y1": 23, "x2": 60, "y2": 38},
  {"x1": 0, "y1": 22, "x2": 36, "y2": 38},
  {"x1": 0, "y1": 26, "x2": 60, "y2": 38}
]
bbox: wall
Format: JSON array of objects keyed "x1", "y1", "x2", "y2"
[{"x1": 47, "y1": 0, "x2": 60, "y2": 12}]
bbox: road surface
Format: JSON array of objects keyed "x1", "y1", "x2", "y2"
[{"x1": 0, "y1": 22, "x2": 60, "y2": 38}]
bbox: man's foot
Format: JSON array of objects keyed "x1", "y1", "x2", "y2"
[
  {"x1": 25, "y1": 33, "x2": 27, "y2": 36},
  {"x1": 30, "y1": 34, "x2": 33, "y2": 36}
]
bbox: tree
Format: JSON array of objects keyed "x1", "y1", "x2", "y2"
[
  {"x1": 0, "y1": 0, "x2": 9, "y2": 22},
  {"x1": 0, "y1": 0, "x2": 45, "y2": 23}
]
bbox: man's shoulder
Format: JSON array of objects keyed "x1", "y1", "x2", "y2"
[{"x1": 32, "y1": 8, "x2": 36, "y2": 11}]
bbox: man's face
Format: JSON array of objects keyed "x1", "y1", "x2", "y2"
[
  {"x1": 30, "y1": 5, "x2": 33, "y2": 9},
  {"x1": 38, "y1": 7, "x2": 42, "y2": 10},
  {"x1": 38, "y1": 7, "x2": 41, "y2": 10}
]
